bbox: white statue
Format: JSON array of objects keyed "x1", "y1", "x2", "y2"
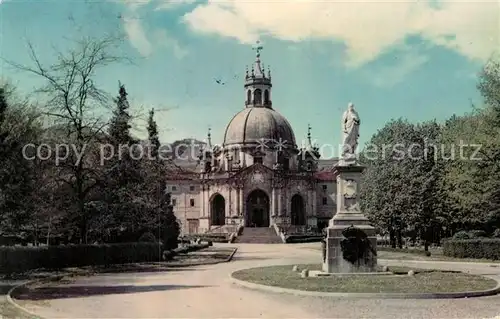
[{"x1": 341, "y1": 102, "x2": 360, "y2": 160}]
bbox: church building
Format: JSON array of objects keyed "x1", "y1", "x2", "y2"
[{"x1": 166, "y1": 47, "x2": 338, "y2": 236}]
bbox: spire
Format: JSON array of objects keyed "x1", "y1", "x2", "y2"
[
  {"x1": 245, "y1": 40, "x2": 272, "y2": 109},
  {"x1": 307, "y1": 124, "x2": 312, "y2": 148},
  {"x1": 207, "y1": 127, "x2": 212, "y2": 148},
  {"x1": 252, "y1": 41, "x2": 264, "y2": 77}
]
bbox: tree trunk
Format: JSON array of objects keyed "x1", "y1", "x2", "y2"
[
  {"x1": 389, "y1": 228, "x2": 396, "y2": 248},
  {"x1": 396, "y1": 229, "x2": 403, "y2": 249}
]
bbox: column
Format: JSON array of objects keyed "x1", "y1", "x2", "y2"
[
  {"x1": 271, "y1": 188, "x2": 276, "y2": 216},
  {"x1": 236, "y1": 188, "x2": 241, "y2": 216},
  {"x1": 312, "y1": 189, "x2": 317, "y2": 216},
  {"x1": 201, "y1": 186, "x2": 205, "y2": 217},
  {"x1": 239, "y1": 187, "x2": 244, "y2": 220},
  {"x1": 228, "y1": 187, "x2": 232, "y2": 219},
  {"x1": 307, "y1": 190, "x2": 312, "y2": 216},
  {"x1": 277, "y1": 188, "x2": 282, "y2": 216}
]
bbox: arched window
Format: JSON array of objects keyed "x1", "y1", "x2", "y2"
[
  {"x1": 253, "y1": 89, "x2": 262, "y2": 105},
  {"x1": 264, "y1": 90, "x2": 270, "y2": 104},
  {"x1": 246, "y1": 90, "x2": 251, "y2": 104},
  {"x1": 210, "y1": 194, "x2": 225, "y2": 226}
]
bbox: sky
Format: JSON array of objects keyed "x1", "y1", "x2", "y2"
[{"x1": 0, "y1": 0, "x2": 499, "y2": 159}]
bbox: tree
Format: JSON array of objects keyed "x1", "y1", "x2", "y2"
[
  {"x1": 7, "y1": 36, "x2": 126, "y2": 243},
  {"x1": 0, "y1": 84, "x2": 43, "y2": 241},
  {"x1": 147, "y1": 108, "x2": 161, "y2": 159},
  {"x1": 108, "y1": 83, "x2": 133, "y2": 146},
  {"x1": 162, "y1": 192, "x2": 180, "y2": 250}
]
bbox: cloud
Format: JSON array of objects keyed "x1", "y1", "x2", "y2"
[
  {"x1": 121, "y1": 1, "x2": 189, "y2": 58},
  {"x1": 123, "y1": 16, "x2": 153, "y2": 57},
  {"x1": 155, "y1": 0, "x2": 197, "y2": 11},
  {"x1": 154, "y1": 29, "x2": 189, "y2": 59},
  {"x1": 183, "y1": 0, "x2": 499, "y2": 67},
  {"x1": 370, "y1": 52, "x2": 429, "y2": 88}
]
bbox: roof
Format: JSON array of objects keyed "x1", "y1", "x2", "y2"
[
  {"x1": 314, "y1": 170, "x2": 337, "y2": 181},
  {"x1": 223, "y1": 107, "x2": 297, "y2": 148}
]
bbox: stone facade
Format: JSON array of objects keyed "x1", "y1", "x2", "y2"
[{"x1": 167, "y1": 48, "x2": 339, "y2": 235}]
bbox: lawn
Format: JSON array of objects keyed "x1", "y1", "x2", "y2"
[
  {"x1": 305, "y1": 244, "x2": 500, "y2": 263},
  {"x1": 0, "y1": 297, "x2": 33, "y2": 319},
  {"x1": 232, "y1": 264, "x2": 498, "y2": 293}
]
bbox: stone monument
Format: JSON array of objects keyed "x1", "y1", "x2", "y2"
[{"x1": 322, "y1": 103, "x2": 377, "y2": 273}]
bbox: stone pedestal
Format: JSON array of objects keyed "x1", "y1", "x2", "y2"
[{"x1": 322, "y1": 164, "x2": 377, "y2": 273}]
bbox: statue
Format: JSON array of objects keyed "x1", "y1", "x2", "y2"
[{"x1": 341, "y1": 102, "x2": 360, "y2": 161}]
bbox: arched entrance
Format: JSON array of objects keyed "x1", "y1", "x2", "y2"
[
  {"x1": 210, "y1": 194, "x2": 225, "y2": 226},
  {"x1": 291, "y1": 194, "x2": 306, "y2": 226},
  {"x1": 246, "y1": 189, "x2": 270, "y2": 227}
]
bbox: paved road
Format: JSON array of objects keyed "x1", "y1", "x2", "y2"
[{"x1": 16, "y1": 243, "x2": 500, "y2": 319}]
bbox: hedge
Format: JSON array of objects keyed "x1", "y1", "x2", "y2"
[
  {"x1": 0, "y1": 242, "x2": 162, "y2": 274},
  {"x1": 443, "y1": 238, "x2": 500, "y2": 260},
  {"x1": 378, "y1": 246, "x2": 431, "y2": 256},
  {"x1": 285, "y1": 235, "x2": 323, "y2": 243}
]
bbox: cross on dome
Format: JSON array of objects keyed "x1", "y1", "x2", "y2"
[{"x1": 252, "y1": 40, "x2": 263, "y2": 59}]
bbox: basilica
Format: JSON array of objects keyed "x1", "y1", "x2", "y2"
[{"x1": 166, "y1": 48, "x2": 338, "y2": 237}]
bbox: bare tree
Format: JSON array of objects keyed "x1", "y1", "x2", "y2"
[{"x1": 6, "y1": 35, "x2": 129, "y2": 243}]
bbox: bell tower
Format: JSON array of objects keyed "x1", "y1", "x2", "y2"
[{"x1": 244, "y1": 41, "x2": 272, "y2": 109}]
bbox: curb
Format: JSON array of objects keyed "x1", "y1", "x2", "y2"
[
  {"x1": 227, "y1": 247, "x2": 238, "y2": 262},
  {"x1": 230, "y1": 269, "x2": 500, "y2": 299},
  {"x1": 6, "y1": 248, "x2": 238, "y2": 319},
  {"x1": 6, "y1": 273, "x2": 75, "y2": 319}
]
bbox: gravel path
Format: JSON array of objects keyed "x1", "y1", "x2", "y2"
[{"x1": 14, "y1": 243, "x2": 500, "y2": 319}]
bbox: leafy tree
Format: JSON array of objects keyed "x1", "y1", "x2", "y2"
[
  {"x1": 147, "y1": 108, "x2": 161, "y2": 159},
  {"x1": 0, "y1": 85, "x2": 43, "y2": 241},
  {"x1": 6, "y1": 37, "x2": 126, "y2": 243},
  {"x1": 162, "y1": 192, "x2": 180, "y2": 250}
]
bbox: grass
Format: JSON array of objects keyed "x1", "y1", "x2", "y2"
[
  {"x1": 232, "y1": 264, "x2": 498, "y2": 293},
  {"x1": 306, "y1": 244, "x2": 500, "y2": 263},
  {"x1": 0, "y1": 297, "x2": 33, "y2": 319}
]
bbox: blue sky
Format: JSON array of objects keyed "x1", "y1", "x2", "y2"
[{"x1": 0, "y1": 0, "x2": 498, "y2": 158}]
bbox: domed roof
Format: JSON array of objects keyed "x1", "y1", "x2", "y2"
[{"x1": 223, "y1": 107, "x2": 296, "y2": 148}]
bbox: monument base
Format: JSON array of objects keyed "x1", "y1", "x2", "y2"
[{"x1": 322, "y1": 163, "x2": 378, "y2": 273}]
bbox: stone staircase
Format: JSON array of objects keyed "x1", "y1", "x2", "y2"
[{"x1": 234, "y1": 227, "x2": 283, "y2": 244}]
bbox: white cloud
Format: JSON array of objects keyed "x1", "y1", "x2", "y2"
[
  {"x1": 183, "y1": 0, "x2": 499, "y2": 67},
  {"x1": 370, "y1": 52, "x2": 430, "y2": 88},
  {"x1": 155, "y1": 0, "x2": 196, "y2": 11},
  {"x1": 123, "y1": 16, "x2": 153, "y2": 57},
  {"x1": 154, "y1": 29, "x2": 189, "y2": 59},
  {"x1": 121, "y1": 1, "x2": 189, "y2": 58}
]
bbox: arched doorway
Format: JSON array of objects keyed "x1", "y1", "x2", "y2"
[
  {"x1": 210, "y1": 194, "x2": 225, "y2": 226},
  {"x1": 246, "y1": 189, "x2": 270, "y2": 227},
  {"x1": 291, "y1": 194, "x2": 306, "y2": 226}
]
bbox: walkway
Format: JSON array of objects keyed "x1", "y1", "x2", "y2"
[{"x1": 15, "y1": 243, "x2": 500, "y2": 318}]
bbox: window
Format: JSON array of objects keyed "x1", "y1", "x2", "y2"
[
  {"x1": 253, "y1": 89, "x2": 262, "y2": 105},
  {"x1": 190, "y1": 199, "x2": 195, "y2": 207},
  {"x1": 190, "y1": 185, "x2": 195, "y2": 191},
  {"x1": 322, "y1": 185, "x2": 327, "y2": 191},
  {"x1": 172, "y1": 198, "x2": 177, "y2": 206},
  {"x1": 264, "y1": 89, "x2": 270, "y2": 104},
  {"x1": 247, "y1": 90, "x2": 251, "y2": 104},
  {"x1": 171, "y1": 186, "x2": 177, "y2": 191},
  {"x1": 322, "y1": 197, "x2": 327, "y2": 205},
  {"x1": 254, "y1": 156, "x2": 263, "y2": 164}
]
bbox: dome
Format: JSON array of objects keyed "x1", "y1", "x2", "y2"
[{"x1": 223, "y1": 107, "x2": 296, "y2": 148}]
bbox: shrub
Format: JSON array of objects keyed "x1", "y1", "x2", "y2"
[
  {"x1": 468, "y1": 230, "x2": 487, "y2": 238},
  {"x1": 492, "y1": 229, "x2": 500, "y2": 238},
  {"x1": 0, "y1": 242, "x2": 162, "y2": 274},
  {"x1": 452, "y1": 230, "x2": 470, "y2": 239},
  {"x1": 376, "y1": 238, "x2": 390, "y2": 246},
  {"x1": 138, "y1": 232, "x2": 156, "y2": 242},
  {"x1": 377, "y1": 246, "x2": 431, "y2": 256},
  {"x1": 285, "y1": 235, "x2": 322, "y2": 243},
  {"x1": 452, "y1": 230, "x2": 487, "y2": 240},
  {"x1": 443, "y1": 238, "x2": 500, "y2": 260}
]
